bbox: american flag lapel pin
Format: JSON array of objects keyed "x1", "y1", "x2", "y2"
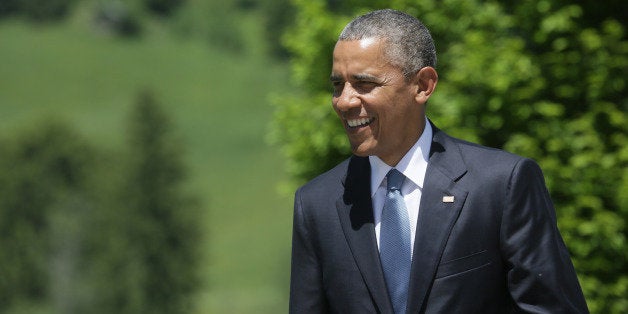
[{"x1": 442, "y1": 195, "x2": 455, "y2": 203}]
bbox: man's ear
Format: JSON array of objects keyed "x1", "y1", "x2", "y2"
[{"x1": 414, "y1": 66, "x2": 438, "y2": 103}]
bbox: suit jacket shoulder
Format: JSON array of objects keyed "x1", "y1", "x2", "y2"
[{"x1": 298, "y1": 158, "x2": 351, "y2": 196}]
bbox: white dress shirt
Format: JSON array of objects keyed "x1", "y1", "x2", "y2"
[{"x1": 369, "y1": 117, "x2": 432, "y2": 255}]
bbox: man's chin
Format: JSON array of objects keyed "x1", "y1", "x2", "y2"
[{"x1": 350, "y1": 145, "x2": 373, "y2": 157}]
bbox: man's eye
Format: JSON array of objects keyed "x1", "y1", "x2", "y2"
[
  {"x1": 332, "y1": 82, "x2": 344, "y2": 93},
  {"x1": 355, "y1": 82, "x2": 377, "y2": 92}
]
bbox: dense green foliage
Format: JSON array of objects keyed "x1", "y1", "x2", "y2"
[
  {"x1": 259, "y1": 0, "x2": 295, "y2": 59},
  {"x1": 144, "y1": 0, "x2": 185, "y2": 16},
  {"x1": 89, "y1": 92, "x2": 201, "y2": 314},
  {"x1": 270, "y1": 0, "x2": 627, "y2": 312},
  {"x1": 124, "y1": 92, "x2": 200, "y2": 314},
  {"x1": 0, "y1": 95, "x2": 201, "y2": 313},
  {"x1": 0, "y1": 123, "x2": 95, "y2": 313},
  {"x1": 0, "y1": 0, "x2": 76, "y2": 21}
]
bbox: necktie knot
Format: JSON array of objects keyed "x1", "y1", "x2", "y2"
[{"x1": 387, "y1": 169, "x2": 405, "y2": 192}]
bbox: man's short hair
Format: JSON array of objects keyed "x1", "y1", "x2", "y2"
[{"x1": 338, "y1": 9, "x2": 437, "y2": 79}]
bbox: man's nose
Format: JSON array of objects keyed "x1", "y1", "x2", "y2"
[{"x1": 334, "y1": 83, "x2": 360, "y2": 112}]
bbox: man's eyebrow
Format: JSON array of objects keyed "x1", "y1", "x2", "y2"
[
  {"x1": 329, "y1": 73, "x2": 381, "y2": 82},
  {"x1": 352, "y1": 73, "x2": 380, "y2": 82}
]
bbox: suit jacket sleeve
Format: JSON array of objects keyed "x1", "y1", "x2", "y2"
[
  {"x1": 501, "y1": 158, "x2": 588, "y2": 313},
  {"x1": 289, "y1": 187, "x2": 328, "y2": 313}
]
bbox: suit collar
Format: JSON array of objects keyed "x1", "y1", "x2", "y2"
[{"x1": 427, "y1": 123, "x2": 467, "y2": 181}]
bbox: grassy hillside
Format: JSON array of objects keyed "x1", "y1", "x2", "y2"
[{"x1": 0, "y1": 5, "x2": 293, "y2": 314}]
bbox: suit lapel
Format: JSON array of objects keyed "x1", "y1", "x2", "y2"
[
  {"x1": 336, "y1": 156, "x2": 394, "y2": 313},
  {"x1": 406, "y1": 126, "x2": 469, "y2": 313}
]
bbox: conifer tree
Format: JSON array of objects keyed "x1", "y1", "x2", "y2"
[{"x1": 95, "y1": 90, "x2": 201, "y2": 314}]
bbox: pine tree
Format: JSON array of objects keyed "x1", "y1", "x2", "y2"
[{"x1": 94, "y1": 90, "x2": 201, "y2": 314}]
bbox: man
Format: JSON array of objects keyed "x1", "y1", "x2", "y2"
[{"x1": 289, "y1": 9, "x2": 588, "y2": 314}]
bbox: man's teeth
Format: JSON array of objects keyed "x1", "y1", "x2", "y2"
[{"x1": 347, "y1": 118, "x2": 372, "y2": 127}]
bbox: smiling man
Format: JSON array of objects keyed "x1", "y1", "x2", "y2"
[
  {"x1": 330, "y1": 36, "x2": 436, "y2": 166},
  {"x1": 289, "y1": 9, "x2": 588, "y2": 314}
]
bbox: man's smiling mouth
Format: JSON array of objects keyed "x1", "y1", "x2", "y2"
[{"x1": 347, "y1": 117, "x2": 374, "y2": 128}]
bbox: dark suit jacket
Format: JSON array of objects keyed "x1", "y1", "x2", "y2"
[{"x1": 289, "y1": 124, "x2": 588, "y2": 313}]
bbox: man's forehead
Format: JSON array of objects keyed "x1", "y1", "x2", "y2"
[
  {"x1": 331, "y1": 38, "x2": 392, "y2": 78},
  {"x1": 334, "y1": 37, "x2": 384, "y2": 49},
  {"x1": 357, "y1": 37, "x2": 379, "y2": 49}
]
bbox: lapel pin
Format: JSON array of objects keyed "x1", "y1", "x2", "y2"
[{"x1": 442, "y1": 196, "x2": 455, "y2": 203}]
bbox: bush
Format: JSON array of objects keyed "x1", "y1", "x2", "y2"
[
  {"x1": 17, "y1": 0, "x2": 76, "y2": 21},
  {"x1": 145, "y1": 0, "x2": 185, "y2": 16},
  {"x1": 0, "y1": 121, "x2": 96, "y2": 312},
  {"x1": 0, "y1": 92, "x2": 202, "y2": 313},
  {"x1": 92, "y1": 1, "x2": 142, "y2": 37}
]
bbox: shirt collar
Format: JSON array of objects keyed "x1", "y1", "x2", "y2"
[{"x1": 369, "y1": 117, "x2": 432, "y2": 196}]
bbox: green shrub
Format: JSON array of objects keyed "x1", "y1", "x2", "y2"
[
  {"x1": 0, "y1": 92, "x2": 202, "y2": 313},
  {"x1": 92, "y1": 1, "x2": 142, "y2": 37},
  {"x1": 18, "y1": 0, "x2": 76, "y2": 21},
  {"x1": 145, "y1": 0, "x2": 185, "y2": 16},
  {"x1": 0, "y1": 121, "x2": 96, "y2": 312}
]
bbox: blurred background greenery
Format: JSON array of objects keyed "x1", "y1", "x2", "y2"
[
  {"x1": 0, "y1": 0, "x2": 626, "y2": 313},
  {"x1": 1, "y1": 0, "x2": 293, "y2": 313}
]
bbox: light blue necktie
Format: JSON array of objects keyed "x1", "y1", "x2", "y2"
[{"x1": 380, "y1": 169, "x2": 411, "y2": 314}]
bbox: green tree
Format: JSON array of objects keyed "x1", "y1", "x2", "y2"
[
  {"x1": 270, "y1": 0, "x2": 627, "y2": 312},
  {"x1": 90, "y1": 91, "x2": 201, "y2": 314},
  {"x1": 0, "y1": 122, "x2": 96, "y2": 313},
  {"x1": 259, "y1": 0, "x2": 296, "y2": 59},
  {"x1": 92, "y1": 1, "x2": 143, "y2": 37},
  {"x1": 15, "y1": 0, "x2": 76, "y2": 21},
  {"x1": 0, "y1": 0, "x2": 19, "y2": 17},
  {"x1": 144, "y1": 0, "x2": 186, "y2": 16}
]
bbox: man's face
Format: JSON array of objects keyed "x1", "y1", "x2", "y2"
[{"x1": 331, "y1": 38, "x2": 427, "y2": 166}]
